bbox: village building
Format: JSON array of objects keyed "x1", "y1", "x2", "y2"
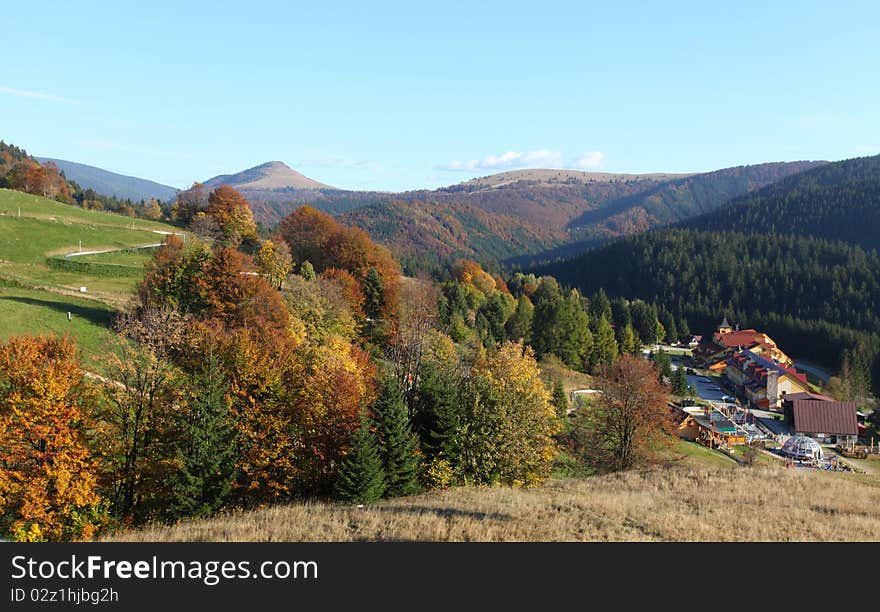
[
  {"x1": 675, "y1": 407, "x2": 747, "y2": 449},
  {"x1": 782, "y1": 394, "x2": 858, "y2": 447},
  {"x1": 694, "y1": 317, "x2": 792, "y2": 373},
  {"x1": 725, "y1": 349, "x2": 810, "y2": 410}
]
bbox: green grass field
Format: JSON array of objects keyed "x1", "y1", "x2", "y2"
[
  {"x1": 668, "y1": 438, "x2": 739, "y2": 468},
  {"x1": 0, "y1": 188, "x2": 175, "y2": 232},
  {"x1": 0, "y1": 189, "x2": 181, "y2": 299},
  {"x1": 0, "y1": 282, "x2": 118, "y2": 371},
  {"x1": 76, "y1": 247, "x2": 159, "y2": 267},
  {"x1": 0, "y1": 189, "x2": 185, "y2": 365}
]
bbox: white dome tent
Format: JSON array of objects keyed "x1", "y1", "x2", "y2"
[{"x1": 781, "y1": 435, "x2": 823, "y2": 461}]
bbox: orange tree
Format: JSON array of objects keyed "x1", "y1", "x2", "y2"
[
  {"x1": 570, "y1": 354, "x2": 674, "y2": 472},
  {"x1": 0, "y1": 336, "x2": 105, "y2": 541},
  {"x1": 278, "y1": 206, "x2": 402, "y2": 324},
  {"x1": 203, "y1": 185, "x2": 258, "y2": 245}
]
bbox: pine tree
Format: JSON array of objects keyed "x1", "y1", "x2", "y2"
[
  {"x1": 372, "y1": 383, "x2": 421, "y2": 497},
  {"x1": 413, "y1": 362, "x2": 461, "y2": 461},
  {"x1": 619, "y1": 323, "x2": 640, "y2": 354},
  {"x1": 659, "y1": 309, "x2": 678, "y2": 345},
  {"x1": 363, "y1": 267, "x2": 385, "y2": 321},
  {"x1": 678, "y1": 317, "x2": 691, "y2": 342},
  {"x1": 589, "y1": 289, "x2": 612, "y2": 322},
  {"x1": 168, "y1": 352, "x2": 238, "y2": 520},
  {"x1": 335, "y1": 416, "x2": 386, "y2": 504},
  {"x1": 557, "y1": 290, "x2": 593, "y2": 371},
  {"x1": 551, "y1": 379, "x2": 569, "y2": 419},
  {"x1": 630, "y1": 300, "x2": 659, "y2": 345},
  {"x1": 653, "y1": 349, "x2": 672, "y2": 383},
  {"x1": 505, "y1": 294, "x2": 534, "y2": 343},
  {"x1": 671, "y1": 366, "x2": 689, "y2": 396},
  {"x1": 590, "y1": 315, "x2": 618, "y2": 371},
  {"x1": 530, "y1": 276, "x2": 564, "y2": 359}
]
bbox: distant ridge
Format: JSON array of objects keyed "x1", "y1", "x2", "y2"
[
  {"x1": 455, "y1": 168, "x2": 695, "y2": 190},
  {"x1": 36, "y1": 157, "x2": 180, "y2": 202}
]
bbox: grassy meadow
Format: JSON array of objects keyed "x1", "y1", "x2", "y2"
[
  {"x1": 0, "y1": 188, "x2": 180, "y2": 299},
  {"x1": 0, "y1": 189, "x2": 184, "y2": 364},
  {"x1": 104, "y1": 459, "x2": 880, "y2": 542},
  {"x1": 0, "y1": 282, "x2": 118, "y2": 371}
]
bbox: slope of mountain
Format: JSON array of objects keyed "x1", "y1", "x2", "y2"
[
  {"x1": 454, "y1": 168, "x2": 694, "y2": 190},
  {"x1": 337, "y1": 161, "x2": 824, "y2": 270},
  {"x1": 683, "y1": 154, "x2": 880, "y2": 251},
  {"x1": 36, "y1": 157, "x2": 180, "y2": 202},
  {"x1": 190, "y1": 161, "x2": 363, "y2": 223},
  {"x1": 565, "y1": 161, "x2": 826, "y2": 233},
  {"x1": 185, "y1": 159, "x2": 825, "y2": 271},
  {"x1": 201, "y1": 161, "x2": 334, "y2": 191}
]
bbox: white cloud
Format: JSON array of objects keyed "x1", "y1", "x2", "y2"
[
  {"x1": 437, "y1": 149, "x2": 565, "y2": 172},
  {"x1": 0, "y1": 85, "x2": 74, "y2": 103},
  {"x1": 437, "y1": 149, "x2": 605, "y2": 172},
  {"x1": 572, "y1": 151, "x2": 606, "y2": 170}
]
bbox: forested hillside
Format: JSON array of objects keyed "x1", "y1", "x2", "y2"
[
  {"x1": 339, "y1": 161, "x2": 821, "y2": 273},
  {"x1": 533, "y1": 228, "x2": 880, "y2": 391},
  {"x1": 37, "y1": 157, "x2": 180, "y2": 202},
  {"x1": 684, "y1": 154, "x2": 880, "y2": 252}
]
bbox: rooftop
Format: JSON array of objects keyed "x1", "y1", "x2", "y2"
[
  {"x1": 731, "y1": 350, "x2": 808, "y2": 385},
  {"x1": 783, "y1": 391, "x2": 835, "y2": 402},
  {"x1": 792, "y1": 400, "x2": 858, "y2": 436}
]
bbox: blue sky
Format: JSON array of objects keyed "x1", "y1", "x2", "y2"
[{"x1": 2, "y1": 1, "x2": 878, "y2": 191}]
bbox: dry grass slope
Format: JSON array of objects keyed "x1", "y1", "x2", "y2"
[{"x1": 105, "y1": 464, "x2": 880, "y2": 542}]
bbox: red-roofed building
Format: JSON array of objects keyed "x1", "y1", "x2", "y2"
[
  {"x1": 694, "y1": 318, "x2": 792, "y2": 373},
  {"x1": 726, "y1": 349, "x2": 810, "y2": 410}
]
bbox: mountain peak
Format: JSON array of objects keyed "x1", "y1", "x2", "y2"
[
  {"x1": 202, "y1": 161, "x2": 334, "y2": 191},
  {"x1": 255, "y1": 160, "x2": 290, "y2": 170}
]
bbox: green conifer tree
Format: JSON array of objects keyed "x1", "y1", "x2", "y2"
[
  {"x1": 335, "y1": 416, "x2": 386, "y2": 504},
  {"x1": 505, "y1": 294, "x2": 534, "y2": 343},
  {"x1": 363, "y1": 267, "x2": 385, "y2": 321},
  {"x1": 551, "y1": 379, "x2": 569, "y2": 419},
  {"x1": 671, "y1": 366, "x2": 689, "y2": 395},
  {"x1": 619, "y1": 323, "x2": 640, "y2": 354},
  {"x1": 168, "y1": 352, "x2": 238, "y2": 520},
  {"x1": 372, "y1": 383, "x2": 422, "y2": 497},
  {"x1": 299, "y1": 260, "x2": 316, "y2": 280},
  {"x1": 653, "y1": 349, "x2": 673, "y2": 382},
  {"x1": 678, "y1": 317, "x2": 691, "y2": 342},
  {"x1": 413, "y1": 362, "x2": 462, "y2": 462},
  {"x1": 590, "y1": 315, "x2": 618, "y2": 370}
]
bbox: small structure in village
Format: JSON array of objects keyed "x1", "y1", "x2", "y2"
[
  {"x1": 780, "y1": 435, "x2": 823, "y2": 461},
  {"x1": 675, "y1": 406, "x2": 747, "y2": 449}
]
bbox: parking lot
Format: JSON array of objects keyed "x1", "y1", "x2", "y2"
[{"x1": 670, "y1": 355, "x2": 732, "y2": 403}]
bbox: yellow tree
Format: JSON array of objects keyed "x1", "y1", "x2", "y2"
[
  {"x1": 255, "y1": 238, "x2": 294, "y2": 289},
  {"x1": 0, "y1": 336, "x2": 105, "y2": 541},
  {"x1": 462, "y1": 342, "x2": 558, "y2": 486}
]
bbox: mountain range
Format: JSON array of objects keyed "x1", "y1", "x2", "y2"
[
  {"x1": 334, "y1": 161, "x2": 826, "y2": 269},
  {"x1": 35, "y1": 152, "x2": 829, "y2": 271},
  {"x1": 36, "y1": 157, "x2": 180, "y2": 202}
]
